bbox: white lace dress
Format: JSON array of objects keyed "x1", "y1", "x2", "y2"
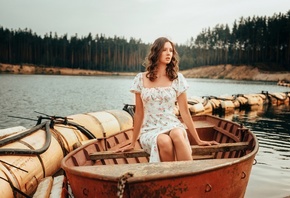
[{"x1": 130, "y1": 72, "x2": 191, "y2": 162}]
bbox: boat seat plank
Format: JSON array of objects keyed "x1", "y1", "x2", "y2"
[
  {"x1": 191, "y1": 142, "x2": 249, "y2": 155},
  {"x1": 72, "y1": 158, "x2": 238, "y2": 182},
  {"x1": 90, "y1": 149, "x2": 149, "y2": 160},
  {"x1": 89, "y1": 142, "x2": 249, "y2": 160},
  {"x1": 193, "y1": 120, "x2": 214, "y2": 129}
]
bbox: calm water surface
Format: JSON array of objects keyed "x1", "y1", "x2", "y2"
[{"x1": 0, "y1": 74, "x2": 290, "y2": 198}]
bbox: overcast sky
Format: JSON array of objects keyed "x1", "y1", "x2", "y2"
[{"x1": 0, "y1": 0, "x2": 289, "y2": 44}]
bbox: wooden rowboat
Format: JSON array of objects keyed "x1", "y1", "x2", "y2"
[
  {"x1": 0, "y1": 110, "x2": 133, "y2": 198},
  {"x1": 61, "y1": 114, "x2": 258, "y2": 198}
]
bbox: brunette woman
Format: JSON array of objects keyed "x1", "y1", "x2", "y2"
[{"x1": 120, "y1": 37, "x2": 217, "y2": 162}]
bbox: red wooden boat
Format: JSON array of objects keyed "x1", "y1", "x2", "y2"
[{"x1": 61, "y1": 114, "x2": 258, "y2": 198}]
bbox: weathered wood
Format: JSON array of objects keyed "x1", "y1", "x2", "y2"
[
  {"x1": 191, "y1": 142, "x2": 249, "y2": 155},
  {"x1": 74, "y1": 158, "x2": 238, "y2": 180},
  {"x1": 49, "y1": 175, "x2": 67, "y2": 198},
  {"x1": 192, "y1": 154, "x2": 215, "y2": 160},
  {"x1": 32, "y1": 176, "x2": 53, "y2": 198},
  {"x1": 90, "y1": 149, "x2": 150, "y2": 160},
  {"x1": 89, "y1": 142, "x2": 249, "y2": 160}
]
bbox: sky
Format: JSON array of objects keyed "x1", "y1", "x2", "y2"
[{"x1": 0, "y1": 0, "x2": 289, "y2": 44}]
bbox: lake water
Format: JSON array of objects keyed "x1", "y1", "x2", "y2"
[{"x1": 0, "y1": 74, "x2": 290, "y2": 197}]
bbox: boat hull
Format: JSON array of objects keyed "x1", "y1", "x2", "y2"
[
  {"x1": 65, "y1": 156, "x2": 255, "y2": 198},
  {"x1": 62, "y1": 114, "x2": 258, "y2": 198}
]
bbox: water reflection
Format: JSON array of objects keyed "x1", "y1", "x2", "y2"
[{"x1": 226, "y1": 105, "x2": 290, "y2": 198}]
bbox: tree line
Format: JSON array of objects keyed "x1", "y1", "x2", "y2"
[{"x1": 0, "y1": 10, "x2": 289, "y2": 72}]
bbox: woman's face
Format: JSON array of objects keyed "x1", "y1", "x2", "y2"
[{"x1": 159, "y1": 41, "x2": 173, "y2": 65}]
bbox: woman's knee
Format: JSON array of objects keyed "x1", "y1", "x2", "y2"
[
  {"x1": 157, "y1": 134, "x2": 174, "y2": 154},
  {"x1": 157, "y1": 134, "x2": 173, "y2": 148},
  {"x1": 157, "y1": 134, "x2": 175, "y2": 161},
  {"x1": 169, "y1": 128, "x2": 186, "y2": 142}
]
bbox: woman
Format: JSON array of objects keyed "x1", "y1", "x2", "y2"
[{"x1": 120, "y1": 37, "x2": 217, "y2": 162}]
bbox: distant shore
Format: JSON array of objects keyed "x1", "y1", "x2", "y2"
[
  {"x1": 181, "y1": 64, "x2": 290, "y2": 82},
  {"x1": 1, "y1": 63, "x2": 290, "y2": 82},
  {"x1": 0, "y1": 63, "x2": 136, "y2": 77}
]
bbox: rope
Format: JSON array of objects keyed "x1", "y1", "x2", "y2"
[{"x1": 117, "y1": 172, "x2": 133, "y2": 198}]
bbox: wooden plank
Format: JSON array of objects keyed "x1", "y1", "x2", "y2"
[
  {"x1": 191, "y1": 142, "x2": 249, "y2": 155},
  {"x1": 192, "y1": 154, "x2": 215, "y2": 160},
  {"x1": 33, "y1": 176, "x2": 53, "y2": 198},
  {"x1": 90, "y1": 149, "x2": 150, "y2": 160},
  {"x1": 89, "y1": 142, "x2": 249, "y2": 160},
  {"x1": 49, "y1": 175, "x2": 66, "y2": 198}
]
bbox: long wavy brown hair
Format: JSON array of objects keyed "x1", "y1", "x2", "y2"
[{"x1": 144, "y1": 37, "x2": 179, "y2": 81}]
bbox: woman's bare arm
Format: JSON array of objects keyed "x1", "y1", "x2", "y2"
[
  {"x1": 131, "y1": 93, "x2": 144, "y2": 147},
  {"x1": 117, "y1": 93, "x2": 144, "y2": 152},
  {"x1": 177, "y1": 92, "x2": 217, "y2": 146}
]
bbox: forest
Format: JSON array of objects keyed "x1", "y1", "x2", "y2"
[{"x1": 0, "y1": 10, "x2": 289, "y2": 72}]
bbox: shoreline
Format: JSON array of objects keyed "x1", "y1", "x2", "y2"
[
  {"x1": 181, "y1": 64, "x2": 290, "y2": 82},
  {"x1": 1, "y1": 63, "x2": 290, "y2": 82},
  {"x1": 0, "y1": 63, "x2": 137, "y2": 77}
]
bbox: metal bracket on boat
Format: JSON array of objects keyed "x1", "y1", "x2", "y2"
[
  {"x1": 241, "y1": 171, "x2": 247, "y2": 179},
  {"x1": 117, "y1": 172, "x2": 133, "y2": 198},
  {"x1": 123, "y1": 104, "x2": 135, "y2": 117},
  {"x1": 253, "y1": 159, "x2": 257, "y2": 165},
  {"x1": 205, "y1": 183, "x2": 212, "y2": 192}
]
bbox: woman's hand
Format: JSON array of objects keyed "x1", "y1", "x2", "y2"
[
  {"x1": 197, "y1": 140, "x2": 219, "y2": 146},
  {"x1": 115, "y1": 143, "x2": 135, "y2": 153}
]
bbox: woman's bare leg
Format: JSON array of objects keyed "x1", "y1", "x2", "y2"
[
  {"x1": 169, "y1": 128, "x2": 192, "y2": 161},
  {"x1": 157, "y1": 134, "x2": 175, "y2": 161}
]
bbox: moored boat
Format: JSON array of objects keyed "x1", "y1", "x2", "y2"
[
  {"x1": 277, "y1": 80, "x2": 290, "y2": 87},
  {"x1": 61, "y1": 114, "x2": 259, "y2": 198},
  {"x1": 0, "y1": 110, "x2": 132, "y2": 198}
]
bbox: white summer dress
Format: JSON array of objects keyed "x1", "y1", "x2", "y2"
[{"x1": 130, "y1": 72, "x2": 192, "y2": 162}]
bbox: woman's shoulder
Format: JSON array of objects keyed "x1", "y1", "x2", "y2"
[
  {"x1": 133, "y1": 72, "x2": 143, "y2": 80},
  {"x1": 173, "y1": 72, "x2": 186, "y2": 83},
  {"x1": 135, "y1": 72, "x2": 146, "y2": 77},
  {"x1": 177, "y1": 72, "x2": 185, "y2": 78},
  {"x1": 177, "y1": 72, "x2": 188, "y2": 82}
]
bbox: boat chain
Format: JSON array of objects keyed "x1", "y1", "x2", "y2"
[{"x1": 117, "y1": 172, "x2": 133, "y2": 198}]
